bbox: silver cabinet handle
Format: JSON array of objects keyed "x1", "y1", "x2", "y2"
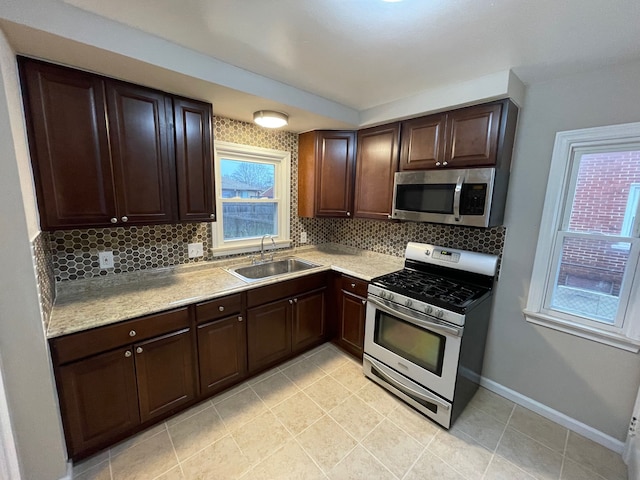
[
  {"x1": 218, "y1": 306, "x2": 225, "y2": 312},
  {"x1": 210, "y1": 213, "x2": 215, "y2": 219},
  {"x1": 351, "y1": 283, "x2": 356, "y2": 288},
  {"x1": 289, "y1": 299, "x2": 293, "y2": 304},
  {"x1": 136, "y1": 347, "x2": 143, "y2": 354},
  {"x1": 387, "y1": 215, "x2": 392, "y2": 219},
  {"x1": 293, "y1": 298, "x2": 298, "y2": 303},
  {"x1": 443, "y1": 161, "x2": 448, "y2": 166},
  {"x1": 129, "y1": 330, "x2": 136, "y2": 337},
  {"x1": 121, "y1": 216, "x2": 128, "y2": 222},
  {"x1": 362, "y1": 299, "x2": 367, "y2": 305},
  {"x1": 110, "y1": 217, "x2": 118, "y2": 224},
  {"x1": 435, "y1": 162, "x2": 441, "y2": 166},
  {"x1": 238, "y1": 316, "x2": 243, "y2": 322},
  {"x1": 453, "y1": 175, "x2": 464, "y2": 221},
  {"x1": 346, "y1": 212, "x2": 351, "y2": 216},
  {"x1": 124, "y1": 350, "x2": 132, "y2": 358}
]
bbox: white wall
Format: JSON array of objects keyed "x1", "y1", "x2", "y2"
[
  {"x1": 486, "y1": 59, "x2": 640, "y2": 441},
  {"x1": 0, "y1": 29, "x2": 68, "y2": 479}
]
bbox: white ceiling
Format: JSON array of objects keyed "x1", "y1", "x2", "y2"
[{"x1": 2, "y1": 0, "x2": 640, "y2": 131}]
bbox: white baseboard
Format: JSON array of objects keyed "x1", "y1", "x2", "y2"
[
  {"x1": 58, "y1": 461, "x2": 72, "y2": 480},
  {"x1": 480, "y1": 376, "x2": 625, "y2": 454}
]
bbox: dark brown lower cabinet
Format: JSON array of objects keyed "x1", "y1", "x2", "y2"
[
  {"x1": 336, "y1": 276, "x2": 368, "y2": 359},
  {"x1": 197, "y1": 315, "x2": 247, "y2": 395},
  {"x1": 247, "y1": 299, "x2": 292, "y2": 372},
  {"x1": 57, "y1": 347, "x2": 139, "y2": 456},
  {"x1": 292, "y1": 288, "x2": 326, "y2": 353},
  {"x1": 135, "y1": 329, "x2": 195, "y2": 423},
  {"x1": 52, "y1": 310, "x2": 195, "y2": 460}
]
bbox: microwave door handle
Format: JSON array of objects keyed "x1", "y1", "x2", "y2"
[
  {"x1": 453, "y1": 175, "x2": 464, "y2": 221},
  {"x1": 367, "y1": 297, "x2": 462, "y2": 337}
]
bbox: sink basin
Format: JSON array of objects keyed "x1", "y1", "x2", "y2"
[{"x1": 226, "y1": 257, "x2": 320, "y2": 282}]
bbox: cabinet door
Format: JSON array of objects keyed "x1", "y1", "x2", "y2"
[
  {"x1": 57, "y1": 347, "x2": 139, "y2": 456},
  {"x1": 298, "y1": 131, "x2": 355, "y2": 218},
  {"x1": 315, "y1": 131, "x2": 356, "y2": 217},
  {"x1": 107, "y1": 81, "x2": 177, "y2": 224},
  {"x1": 19, "y1": 59, "x2": 117, "y2": 229},
  {"x1": 339, "y1": 290, "x2": 367, "y2": 359},
  {"x1": 197, "y1": 315, "x2": 247, "y2": 395},
  {"x1": 134, "y1": 329, "x2": 195, "y2": 423},
  {"x1": 247, "y1": 299, "x2": 292, "y2": 373},
  {"x1": 354, "y1": 123, "x2": 400, "y2": 220},
  {"x1": 174, "y1": 98, "x2": 216, "y2": 222},
  {"x1": 444, "y1": 103, "x2": 502, "y2": 168},
  {"x1": 399, "y1": 114, "x2": 446, "y2": 170},
  {"x1": 292, "y1": 288, "x2": 326, "y2": 353}
]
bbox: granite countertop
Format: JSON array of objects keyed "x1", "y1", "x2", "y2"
[{"x1": 47, "y1": 244, "x2": 404, "y2": 339}]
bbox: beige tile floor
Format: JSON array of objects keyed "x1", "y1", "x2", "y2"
[{"x1": 73, "y1": 343, "x2": 628, "y2": 480}]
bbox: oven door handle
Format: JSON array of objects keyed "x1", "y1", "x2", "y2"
[
  {"x1": 367, "y1": 356, "x2": 451, "y2": 411},
  {"x1": 453, "y1": 175, "x2": 464, "y2": 221},
  {"x1": 367, "y1": 297, "x2": 462, "y2": 337}
]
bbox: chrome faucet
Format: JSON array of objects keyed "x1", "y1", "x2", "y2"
[{"x1": 260, "y1": 234, "x2": 276, "y2": 262}]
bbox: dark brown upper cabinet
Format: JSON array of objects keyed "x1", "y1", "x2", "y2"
[
  {"x1": 353, "y1": 123, "x2": 400, "y2": 221},
  {"x1": 106, "y1": 81, "x2": 176, "y2": 225},
  {"x1": 173, "y1": 97, "x2": 216, "y2": 222},
  {"x1": 298, "y1": 130, "x2": 356, "y2": 218},
  {"x1": 400, "y1": 99, "x2": 518, "y2": 171},
  {"x1": 20, "y1": 58, "x2": 117, "y2": 229},
  {"x1": 19, "y1": 57, "x2": 216, "y2": 230}
]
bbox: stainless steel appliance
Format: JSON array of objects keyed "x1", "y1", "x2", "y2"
[
  {"x1": 363, "y1": 242, "x2": 498, "y2": 428},
  {"x1": 391, "y1": 167, "x2": 509, "y2": 227}
]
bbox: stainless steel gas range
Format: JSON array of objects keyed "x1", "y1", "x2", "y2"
[{"x1": 363, "y1": 242, "x2": 498, "y2": 428}]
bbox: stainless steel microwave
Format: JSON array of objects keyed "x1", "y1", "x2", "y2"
[{"x1": 391, "y1": 167, "x2": 509, "y2": 227}]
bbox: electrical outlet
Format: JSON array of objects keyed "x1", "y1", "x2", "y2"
[
  {"x1": 98, "y1": 251, "x2": 114, "y2": 269},
  {"x1": 188, "y1": 242, "x2": 204, "y2": 258},
  {"x1": 300, "y1": 232, "x2": 308, "y2": 244}
]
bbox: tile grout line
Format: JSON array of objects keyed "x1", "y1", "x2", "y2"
[
  {"x1": 164, "y1": 419, "x2": 186, "y2": 480},
  {"x1": 558, "y1": 429, "x2": 570, "y2": 480},
  {"x1": 481, "y1": 402, "x2": 516, "y2": 479}
]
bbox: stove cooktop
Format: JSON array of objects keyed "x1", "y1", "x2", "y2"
[{"x1": 371, "y1": 268, "x2": 490, "y2": 311}]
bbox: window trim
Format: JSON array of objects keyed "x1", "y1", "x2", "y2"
[
  {"x1": 211, "y1": 141, "x2": 291, "y2": 256},
  {"x1": 524, "y1": 122, "x2": 640, "y2": 353}
]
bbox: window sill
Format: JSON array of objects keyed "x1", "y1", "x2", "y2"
[
  {"x1": 523, "y1": 310, "x2": 640, "y2": 353},
  {"x1": 211, "y1": 240, "x2": 291, "y2": 257}
]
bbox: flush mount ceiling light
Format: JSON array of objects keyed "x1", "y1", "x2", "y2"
[{"x1": 253, "y1": 110, "x2": 289, "y2": 128}]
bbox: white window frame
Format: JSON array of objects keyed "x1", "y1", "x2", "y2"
[
  {"x1": 212, "y1": 141, "x2": 291, "y2": 256},
  {"x1": 524, "y1": 122, "x2": 640, "y2": 352}
]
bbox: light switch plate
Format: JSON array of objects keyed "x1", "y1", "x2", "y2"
[
  {"x1": 188, "y1": 242, "x2": 204, "y2": 258},
  {"x1": 99, "y1": 251, "x2": 114, "y2": 269}
]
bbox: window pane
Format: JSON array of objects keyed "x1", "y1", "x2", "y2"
[
  {"x1": 568, "y1": 151, "x2": 640, "y2": 236},
  {"x1": 220, "y1": 159, "x2": 275, "y2": 199},
  {"x1": 550, "y1": 237, "x2": 631, "y2": 324},
  {"x1": 222, "y1": 203, "x2": 277, "y2": 240}
]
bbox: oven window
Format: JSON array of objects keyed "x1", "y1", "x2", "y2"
[
  {"x1": 395, "y1": 184, "x2": 454, "y2": 214},
  {"x1": 374, "y1": 311, "x2": 446, "y2": 376}
]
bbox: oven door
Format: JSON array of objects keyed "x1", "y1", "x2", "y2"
[{"x1": 364, "y1": 295, "x2": 462, "y2": 401}]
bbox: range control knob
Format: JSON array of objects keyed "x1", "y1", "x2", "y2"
[
  {"x1": 387, "y1": 293, "x2": 395, "y2": 301},
  {"x1": 424, "y1": 305, "x2": 433, "y2": 315},
  {"x1": 435, "y1": 310, "x2": 444, "y2": 319},
  {"x1": 405, "y1": 299, "x2": 413, "y2": 307},
  {"x1": 379, "y1": 291, "x2": 386, "y2": 299}
]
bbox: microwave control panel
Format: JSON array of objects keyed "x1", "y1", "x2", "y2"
[{"x1": 460, "y1": 184, "x2": 487, "y2": 215}]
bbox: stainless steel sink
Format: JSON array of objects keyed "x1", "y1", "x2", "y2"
[{"x1": 226, "y1": 257, "x2": 320, "y2": 282}]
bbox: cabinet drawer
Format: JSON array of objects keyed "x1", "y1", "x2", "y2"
[
  {"x1": 247, "y1": 272, "x2": 327, "y2": 308},
  {"x1": 340, "y1": 276, "x2": 368, "y2": 297},
  {"x1": 51, "y1": 307, "x2": 189, "y2": 365},
  {"x1": 195, "y1": 293, "x2": 242, "y2": 323}
]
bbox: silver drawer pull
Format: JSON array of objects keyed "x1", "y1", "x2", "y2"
[
  {"x1": 351, "y1": 283, "x2": 356, "y2": 288},
  {"x1": 129, "y1": 330, "x2": 136, "y2": 337},
  {"x1": 218, "y1": 306, "x2": 225, "y2": 312},
  {"x1": 110, "y1": 217, "x2": 118, "y2": 224},
  {"x1": 121, "y1": 216, "x2": 128, "y2": 222},
  {"x1": 289, "y1": 299, "x2": 293, "y2": 304},
  {"x1": 124, "y1": 351, "x2": 132, "y2": 358},
  {"x1": 136, "y1": 347, "x2": 143, "y2": 354},
  {"x1": 238, "y1": 316, "x2": 243, "y2": 322},
  {"x1": 362, "y1": 299, "x2": 367, "y2": 305},
  {"x1": 210, "y1": 213, "x2": 215, "y2": 219}
]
